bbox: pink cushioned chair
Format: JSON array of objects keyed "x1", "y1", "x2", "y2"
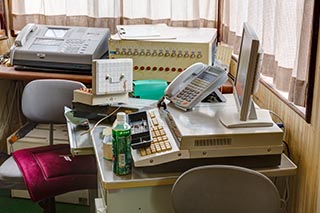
[{"x1": 0, "y1": 79, "x2": 97, "y2": 213}]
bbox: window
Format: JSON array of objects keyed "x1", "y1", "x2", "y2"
[
  {"x1": 7, "y1": 0, "x2": 318, "y2": 122},
  {"x1": 10, "y1": 0, "x2": 218, "y2": 33},
  {"x1": 221, "y1": 0, "x2": 317, "y2": 123}
]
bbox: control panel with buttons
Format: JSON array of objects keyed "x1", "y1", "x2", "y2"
[{"x1": 109, "y1": 27, "x2": 217, "y2": 82}]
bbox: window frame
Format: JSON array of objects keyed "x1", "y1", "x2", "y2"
[
  {"x1": 304, "y1": 1, "x2": 319, "y2": 123},
  {"x1": 253, "y1": 1, "x2": 319, "y2": 124}
]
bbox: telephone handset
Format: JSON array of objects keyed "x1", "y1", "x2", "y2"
[
  {"x1": 14, "y1": 23, "x2": 38, "y2": 47},
  {"x1": 165, "y1": 62, "x2": 228, "y2": 110}
]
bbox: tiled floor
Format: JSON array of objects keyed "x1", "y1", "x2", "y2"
[{"x1": 0, "y1": 189, "x2": 90, "y2": 213}]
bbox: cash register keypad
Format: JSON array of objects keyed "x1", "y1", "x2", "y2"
[{"x1": 138, "y1": 111, "x2": 172, "y2": 156}]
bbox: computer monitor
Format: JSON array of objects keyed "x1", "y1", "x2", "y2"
[
  {"x1": 220, "y1": 23, "x2": 273, "y2": 128},
  {"x1": 234, "y1": 23, "x2": 260, "y2": 121}
]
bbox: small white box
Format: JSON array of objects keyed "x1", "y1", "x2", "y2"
[{"x1": 92, "y1": 58, "x2": 133, "y2": 95}]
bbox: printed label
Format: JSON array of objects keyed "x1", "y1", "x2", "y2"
[{"x1": 118, "y1": 154, "x2": 126, "y2": 167}]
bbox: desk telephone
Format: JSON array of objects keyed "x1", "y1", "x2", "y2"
[{"x1": 165, "y1": 63, "x2": 228, "y2": 110}]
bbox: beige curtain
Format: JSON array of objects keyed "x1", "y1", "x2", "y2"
[
  {"x1": 0, "y1": 0, "x2": 7, "y2": 39},
  {"x1": 221, "y1": 0, "x2": 314, "y2": 107},
  {"x1": 10, "y1": 0, "x2": 218, "y2": 34},
  {"x1": 8, "y1": 0, "x2": 314, "y2": 107},
  {"x1": 288, "y1": 0, "x2": 314, "y2": 106}
]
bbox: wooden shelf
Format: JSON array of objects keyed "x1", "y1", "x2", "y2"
[
  {"x1": 0, "y1": 65, "x2": 233, "y2": 93},
  {"x1": 0, "y1": 65, "x2": 92, "y2": 84}
]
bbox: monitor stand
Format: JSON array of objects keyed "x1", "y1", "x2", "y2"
[{"x1": 219, "y1": 102, "x2": 274, "y2": 128}]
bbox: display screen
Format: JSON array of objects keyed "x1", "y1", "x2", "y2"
[
  {"x1": 234, "y1": 23, "x2": 260, "y2": 121},
  {"x1": 235, "y1": 34, "x2": 252, "y2": 106},
  {"x1": 198, "y1": 71, "x2": 217, "y2": 83},
  {"x1": 44, "y1": 28, "x2": 68, "y2": 38}
]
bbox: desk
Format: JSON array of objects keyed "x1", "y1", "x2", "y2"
[
  {"x1": 90, "y1": 125, "x2": 297, "y2": 213},
  {"x1": 0, "y1": 65, "x2": 91, "y2": 83},
  {"x1": 0, "y1": 65, "x2": 234, "y2": 92}
]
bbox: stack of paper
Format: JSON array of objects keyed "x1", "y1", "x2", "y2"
[{"x1": 116, "y1": 24, "x2": 176, "y2": 40}]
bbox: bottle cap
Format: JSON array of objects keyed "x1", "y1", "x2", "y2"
[{"x1": 116, "y1": 112, "x2": 126, "y2": 122}]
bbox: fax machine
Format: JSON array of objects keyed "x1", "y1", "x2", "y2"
[{"x1": 10, "y1": 23, "x2": 109, "y2": 73}]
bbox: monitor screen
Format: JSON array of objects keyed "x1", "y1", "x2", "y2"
[{"x1": 234, "y1": 23, "x2": 260, "y2": 121}]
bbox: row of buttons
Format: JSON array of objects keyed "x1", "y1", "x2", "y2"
[
  {"x1": 114, "y1": 48, "x2": 203, "y2": 58},
  {"x1": 34, "y1": 38, "x2": 62, "y2": 46},
  {"x1": 62, "y1": 39, "x2": 88, "y2": 54},
  {"x1": 139, "y1": 111, "x2": 172, "y2": 156},
  {"x1": 66, "y1": 39, "x2": 85, "y2": 45},
  {"x1": 133, "y1": 66, "x2": 184, "y2": 72},
  {"x1": 191, "y1": 78, "x2": 210, "y2": 88}
]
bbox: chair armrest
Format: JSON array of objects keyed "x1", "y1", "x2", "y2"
[{"x1": 8, "y1": 121, "x2": 38, "y2": 144}]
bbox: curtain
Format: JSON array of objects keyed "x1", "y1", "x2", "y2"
[
  {"x1": 9, "y1": 0, "x2": 314, "y2": 107},
  {"x1": 221, "y1": 0, "x2": 314, "y2": 107},
  {"x1": 0, "y1": 0, "x2": 7, "y2": 39},
  {"x1": 10, "y1": 0, "x2": 218, "y2": 34}
]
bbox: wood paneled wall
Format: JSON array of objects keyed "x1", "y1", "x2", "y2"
[
  {"x1": 253, "y1": 28, "x2": 320, "y2": 213},
  {"x1": 0, "y1": 38, "x2": 12, "y2": 54}
]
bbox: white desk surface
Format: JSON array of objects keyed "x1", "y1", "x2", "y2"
[{"x1": 91, "y1": 126, "x2": 297, "y2": 191}]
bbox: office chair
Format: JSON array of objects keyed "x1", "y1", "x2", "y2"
[
  {"x1": 171, "y1": 165, "x2": 281, "y2": 213},
  {"x1": 0, "y1": 79, "x2": 97, "y2": 213}
]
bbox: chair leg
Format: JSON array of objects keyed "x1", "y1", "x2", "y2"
[
  {"x1": 39, "y1": 197, "x2": 56, "y2": 213},
  {"x1": 89, "y1": 189, "x2": 98, "y2": 213}
]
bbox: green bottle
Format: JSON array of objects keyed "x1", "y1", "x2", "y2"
[{"x1": 112, "y1": 112, "x2": 132, "y2": 175}]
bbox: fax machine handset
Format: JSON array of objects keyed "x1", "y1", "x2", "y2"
[
  {"x1": 14, "y1": 23, "x2": 37, "y2": 47},
  {"x1": 10, "y1": 23, "x2": 38, "y2": 65},
  {"x1": 165, "y1": 62, "x2": 228, "y2": 110}
]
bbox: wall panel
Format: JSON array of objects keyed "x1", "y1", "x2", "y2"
[{"x1": 253, "y1": 28, "x2": 320, "y2": 213}]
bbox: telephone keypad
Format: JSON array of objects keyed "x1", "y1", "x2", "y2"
[{"x1": 173, "y1": 77, "x2": 210, "y2": 106}]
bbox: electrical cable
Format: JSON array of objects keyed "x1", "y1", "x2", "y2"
[
  {"x1": 282, "y1": 140, "x2": 291, "y2": 158},
  {"x1": 80, "y1": 106, "x2": 121, "y2": 136},
  {"x1": 279, "y1": 177, "x2": 290, "y2": 213},
  {"x1": 269, "y1": 110, "x2": 290, "y2": 157}
]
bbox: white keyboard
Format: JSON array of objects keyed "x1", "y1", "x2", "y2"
[{"x1": 131, "y1": 108, "x2": 189, "y2": 167}]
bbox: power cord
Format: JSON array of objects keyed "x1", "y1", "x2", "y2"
[
  {"x1": 269, "y1": 110, "x2": 290, "y2": 158},
  {"x1": 279, "y1": 177, "x2": 290, "y2": 213},
  {"x1": 80, "y1": 106, "x2": 121, "y2": 136}
]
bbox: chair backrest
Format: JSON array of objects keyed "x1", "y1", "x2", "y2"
[
  {"x1": 21, "y1": 79, "x2": 85, "y2": 124},
  {"x1": 171, "y1": 165, "x2": 281, "y2": 213}
]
